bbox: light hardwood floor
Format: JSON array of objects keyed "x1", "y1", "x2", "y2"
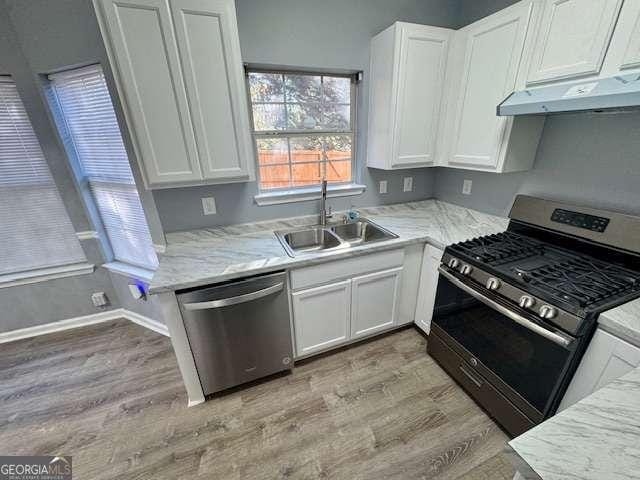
[{"x1": 0, "y1": 320, "x2": 515, "y2": 479}]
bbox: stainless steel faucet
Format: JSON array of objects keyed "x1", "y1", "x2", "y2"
[{"x1": 320, "y1": 179, "x2": 332, "y2": 226}]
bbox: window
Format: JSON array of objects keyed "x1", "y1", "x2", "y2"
[
  {"x1": 247, "y1": 69, "x2": 356, "y2": 192},
  {"x1": 49, "y1": 65, "x2": 158, "y2": 270},
  {"x1": 0, "y1": 77, "x2": 86, "y2": 276}
]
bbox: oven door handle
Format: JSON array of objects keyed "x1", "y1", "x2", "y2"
[{"x1": 438, "y1": 267, "x2": 574, "y2": 349}]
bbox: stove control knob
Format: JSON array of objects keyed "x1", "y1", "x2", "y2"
[
  {"x1": 486, "y1": 277, "x2": 501, "y2": 290},
  {"x1": 539, "y1": 305, "x2": 558, "y2": 320},
  {"x1": 460, "y1": 264, "x2": 473, "y2": 276},
  {"x1": 448, "y1": 258, "x2": 460, "y2": 269},
  {"x1": 519, "y1": 295, "x2": 536, "y2": 309}
]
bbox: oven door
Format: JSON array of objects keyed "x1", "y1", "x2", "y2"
[{"x1": 431, "y1": 267, "x2": 577, "y2": 423}]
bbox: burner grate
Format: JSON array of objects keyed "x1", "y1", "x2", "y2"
[
  {"x1": 450, "y1": 232, "x2": 546, "y2": 265},
  {"x1": 518, "y1": 257, "x2": 640, "y2": 308}
]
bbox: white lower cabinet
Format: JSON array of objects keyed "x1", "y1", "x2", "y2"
[
  {"x1": 415, "y1": 245, "x2": 443, "y2": 334},
  {"x1": 559, "y1": 328, "x2": 640, "y2": 410},
  {"x1": 290, "y1": 249, "x2": 405, "y2": 358},
  {"x1": 292, "y1": 280, "x2": 351, "y2": 357},
  {"x1": 351, "y1": 267, "x2": 402, "y2": 339}
]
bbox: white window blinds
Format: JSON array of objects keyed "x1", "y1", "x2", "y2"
[
  {"x1": 50, "y1": 65, "x2": 158, "y2": 270},
  {"x1": 0, "y1": 76, "x2": 86, "y2": 275}
]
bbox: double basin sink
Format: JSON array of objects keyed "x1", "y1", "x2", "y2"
[{"x1": 275, "y1": 218, "x2": 398, "y2": 257}]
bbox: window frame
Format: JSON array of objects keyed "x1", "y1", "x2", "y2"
[{"x1": 245, "y1": 66, "x2": 360, "y2": 196}]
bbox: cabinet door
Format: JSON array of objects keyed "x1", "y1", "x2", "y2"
[
  {"x1": 448, "y1": 2, "x2": 533, "y2": 170},
  {"x1": 96, "y1": 0, "x2": 202, "y2": 185},
  {"x1": 351, "y1": 267, "x2": 402, "y2": 340},
  {"x1": 527, "y1": 0, "x2": 623, "y2": 84},
  {"x1": 415, "y1": 245, "x2": 443, "y2": 334},
  {"x1": 559, "y1": 329, "x2": 640, "y2": 410},
  {"x1": 393, "y1": 24, "x2": 451, "y2": 167},
  {"x1": 170, "y1": 0, "x2": 254, "y2": 182},
  {"x1": 292, "y1": 280, "x2": 351, "y2": 357}
]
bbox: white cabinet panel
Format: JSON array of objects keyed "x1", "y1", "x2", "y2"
[
  {"x1": 367, "y1": 23, "x2": 452, "y2": 170},
  {"x1": 415, "y1": 245, "x2": 443, "y2": 334},
  {"x1": 448, "y1": 2, "x2": 534, "y2": 170},
  {"x1": 351, "y1": 268, "x2": 401, "y2": 339},
  {"x1": 170, "y1": 0, "x2": 254, "y2": 181},
  {"x1": 527, "y1": 0, "x2": 623, "y2": 84},
  {"x1": 559, "y1": 328, "x2": 640, "y2": 410},
  {"x1": 394, "y1": 24, "x2": 451, "y2": 167},
  {"x1": 97, "y1": 0, "x2": 202, "y2": 185},
  {"x1": 292, "y1": 280, "x2": 351, "y2": 357},
  {"x1": 603, "y1": 0, "x2": 640, "y2": 74},
  {"x1": 621, "y1": 9, "x2": 640, "y2": 70}
]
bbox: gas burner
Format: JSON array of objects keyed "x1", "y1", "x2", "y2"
[
  {"x1": 450, "y1": 232, "x2": 546, "y2": 265},
  {"x1": 515, "y1": 257, "x2": 640, "y2": 308}
]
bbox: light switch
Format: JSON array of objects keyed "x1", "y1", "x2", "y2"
[
  {"x1": 202, "y1": 197, "x2": 217, "y2": 215},
  {"x1": 403, "y1": 177, "x2": 413, "y2": 192},
  {"x1": 462, "y1": 179, "x2": 472, "y2": 195},
  {"x1": 379, "y1": 180, "x2": 388, "y2": 194}
]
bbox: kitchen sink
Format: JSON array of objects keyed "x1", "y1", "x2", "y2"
[
  {"x1": 330, "y1": 220, "x2": 397, "y2": 245},
  {"x1": 275, "y1": 219, "x2": 397, "y2": 257}
]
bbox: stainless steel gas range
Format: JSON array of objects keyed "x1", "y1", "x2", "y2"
[{"x1": 428, "y1": 195, "x2": 640, "y2": 437}]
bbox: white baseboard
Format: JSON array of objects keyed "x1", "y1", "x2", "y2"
[{"x1": 0, "y1": 308, "x2": 169, "y2": 344}]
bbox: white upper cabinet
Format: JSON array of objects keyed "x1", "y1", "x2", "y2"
[
  {"x1": 170, "y1": 0, "x2": 253, "y2": 181},
  {"x1": 94, "y1": 0, "x2": 254, "y2": 188},
  {"x1": 526, "y1": 0, "x2": 623, "y2": 85},
  {"x1": 602, "y1": 0, "x2": 640, "y2": 74},
  {"x1": 439, "y1": 0, "x2": 545, "y2": 173},
  {"x1": 367, "y1": 23, "x2": 453, "y2": 170}
]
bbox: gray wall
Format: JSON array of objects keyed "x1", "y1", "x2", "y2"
[
  {"x1": 434, "y1": 112, "x2": 640, "y2": 217},
  {"x1": 153, "y1": 0, "x2": 462, "y2": 232},
  {"x1": 457, "y1": 0, "x2": 518, "y2": 26}
]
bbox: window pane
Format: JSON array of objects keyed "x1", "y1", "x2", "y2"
[
  {"x1": 252, "y1": 104, "x2": 286, "y2": 131},
  {"x1": 292, "y1": 162, "x2": 322, "y2": 187},
  {"x1": 256, "y1": 138, "x2": 289, "y2": 165},
  {"x1": 323, "y1": 77, "x2": 351, "y2": 103},
  {"x1": 325, "y1": 135, "x2": 352, "y2": 183},
  {"x1": 248, "y1": 73, "x2": 284, "y2": 102},
  {"x1": 259, "y1": 164, "x2": 291, "y2": 190},
  {"x1": 323, "y1": 104, "x2": 350, "y2": 130},
  {"x1": 290, "y1": 136, "x2": 323, "y2": 163},
  {"x1": 287, "y1": 103, "x2": 322, "y2": 130},
  {"x1": 284, "y1": 74, "x2": 321, "y2": 103}
]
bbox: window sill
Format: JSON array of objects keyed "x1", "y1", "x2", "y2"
[
  {"x1": 0, "y1": 263, "x2": 95, "y2": 289},
  {"x1": 254, "y1": 183, "x2": 366, "y2": 206},
  {"x1": 102, "y1": 261, "x2": 156, "y2": 282}
]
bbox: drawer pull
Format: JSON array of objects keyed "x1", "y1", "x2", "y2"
[{"x1": 459, "y1": 363, "x2": 483, "y2": 388}]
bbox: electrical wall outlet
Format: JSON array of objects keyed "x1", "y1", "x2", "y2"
[
  {"x1": 462, "y1": 179, "x2": 473, "y2": 195},
  {"x1": 403, "y1": 176, "x2": 413, "y2": 192},
  {"x1": 91, "y1": 292, "x2": 109, "y2": 308},
  {"x1": 379, "y1": 180, "x2": 388, "y2": 194},
  {"x1": 202, "y1": 196, "x2": 217, "y2": 215}
]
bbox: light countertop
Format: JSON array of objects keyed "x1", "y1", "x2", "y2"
[
  {"x1": 507, "y1": 365, "x2": 640, "y2": 480},
  {"x1": 599, "y1": 298, "x2": 640, "y2": 349},
  {"x1": 149, "y1": 199, "x2": 508, "y2": 293}
]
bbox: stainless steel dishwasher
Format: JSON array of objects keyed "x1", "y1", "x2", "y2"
[{"x1": 177, "y1": 271, "x2": 293, "y2": 396}]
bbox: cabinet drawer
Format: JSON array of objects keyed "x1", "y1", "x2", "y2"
[{"x1": 290, "y1": 248, "x2": 405, "y2": 291}]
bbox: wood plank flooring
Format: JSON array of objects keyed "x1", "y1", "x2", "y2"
[{"x1": 0, "y1": 321, "x2": 515, "y2": 479}]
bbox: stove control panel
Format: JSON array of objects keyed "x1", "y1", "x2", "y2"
[{"x1": 551, "y1": 208, "x2": 610, "y2": 233}]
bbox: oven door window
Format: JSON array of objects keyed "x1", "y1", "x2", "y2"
[{"x1": 432, "y1": 275, "x2": 572, "y2": 414}]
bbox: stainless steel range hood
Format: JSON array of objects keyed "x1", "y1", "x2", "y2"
[{"x1": 497, "y1": 73, "x2": 640, "y2": 116}]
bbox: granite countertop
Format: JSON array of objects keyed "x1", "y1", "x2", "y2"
[
  {"x1": 598, "y1": 298, "x2": 640, "y2": 348},
  {"x1": 507, "y1": 366, "x2": 640, "y2": 480},
  {"x1": 149, "y1": 199, "x2": 508, "y2": 293}
]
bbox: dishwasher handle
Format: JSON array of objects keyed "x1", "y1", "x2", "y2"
[{"x1": 182, "y1": 282, "x2": 284, "y2": 310}]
